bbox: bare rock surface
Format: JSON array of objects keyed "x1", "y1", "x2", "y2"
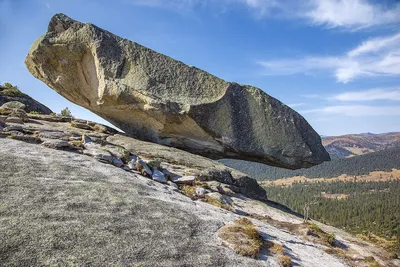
[
  {"x1": 0, "y1": 117, "x2": 395, "y2": 266},
  {"x1": 0, "y1": 138, "x2": 343, "y2": 267},
  {"x1": 25, "y1": 13, "x2": 330, "y2": 169}
]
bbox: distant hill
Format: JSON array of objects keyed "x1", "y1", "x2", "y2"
[
  {"x1": 322, "y1": 132, "x2": 400, "y2": 159},
  {"x1": 220, "y1": 146, "x2": 400, "y2": 181}
]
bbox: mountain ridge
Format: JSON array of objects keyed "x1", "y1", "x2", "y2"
[{"x1": 322, "y1": 132, "x2": 400, "y2": 159}]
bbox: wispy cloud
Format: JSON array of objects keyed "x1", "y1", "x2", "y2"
[
  {"x1": 331, "y1": 88, "x2": 400, "y2": 101},
  {"x1": 124, "y1": 0, "x2": 400, "y2": 30},
  {"x1": 305, "y1": 0, "x2": 400, "y2": 30},
  {"x1": 301, "y1": 105, "x2": 400, "y2": 116},
  {"x1": 123, "y1": 0, "x2": 206, "y2": 10},
  {"x1": 258, "y1": 32, "x2": 400, "y2": 83},
  {"x1": 348, "y1": 33, "x2": 400, "y2": 57}
]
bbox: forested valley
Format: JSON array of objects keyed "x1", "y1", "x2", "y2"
[
  {"x1": 221, "y1": 146, "x2": 400, "y2": 180},
  {"x1": 264, "y1": 180, "x2": 400, "y2": 253}
]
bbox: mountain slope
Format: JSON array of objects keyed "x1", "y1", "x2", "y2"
[
  {"x1": 322, "y1": 132, "x2": 400, "y2": 159},
  {"x1": 220, "y1": 147, "x2": 400, "y2": 181}
]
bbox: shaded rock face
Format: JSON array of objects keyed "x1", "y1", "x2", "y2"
[
  {"x1": 25, "y1": 13, "x2": 330, "y2": 169},
  {"x1": 0, "y1": 86, "x2": 52, "y2": 115}
]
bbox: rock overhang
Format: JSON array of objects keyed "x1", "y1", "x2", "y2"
[{"x1": 25, "y1": 13, "x2": 330, "y2": 170}]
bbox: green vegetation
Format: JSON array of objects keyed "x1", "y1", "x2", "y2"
[
  {"x1": 60, "y1": 107, "x2": 72, "y2": 117},
  {"x1": 221, "y1": 147, "x2": 400, "y2": 180},
  {"x1": 264, "y1": 180, "x2": 400, "y2": 252},
  {"x1": 305, "y1": 222, "x2": 336, "y2": 246},
  {"x1": 0, "y1": 82, "x2": 25, "y2": 97}
]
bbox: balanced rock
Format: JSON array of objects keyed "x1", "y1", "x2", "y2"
[{"x1": 25, "y1": 13, "x2": 330, "y2": 169}]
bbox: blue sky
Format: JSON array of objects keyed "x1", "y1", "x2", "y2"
[{"x1": 0, "y1": 0, "x2": 399, "y2": 136}]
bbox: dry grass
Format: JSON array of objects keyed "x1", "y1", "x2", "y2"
[
  {"x1": 324, "y1": 247, "x2": 353, "y2": 261},
  {"x1": 363, "y1": 256, "x2": 382, "y2": 267},
  {"x1": 218, "y1": 218, "x2": 263, "y2": 258},
  {"x1": 356, "y1": 233, "x2": 397, "y2": 251},
  {"x1": 279, "y1": 255, "x2": 292, "y2": 267},
  {"x1": 265, "y1": 240, "x2": 293, "y2": 266},
  {"x1": 265, "y1": 241, "x2": 285, "y2": 255},
  {"x1": 181, "y1": 185, "x2": 197, "y2": 199},
  {"x1": 204, "y1": 195, "x2": 232, "y2": 211},
  {"x1": 193, "y1": 180, "x2": 210, "y2": 189}
]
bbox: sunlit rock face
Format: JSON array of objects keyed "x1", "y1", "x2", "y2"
[{"x1": 25, "y1": 13, "x2": 330, "y2": 169}]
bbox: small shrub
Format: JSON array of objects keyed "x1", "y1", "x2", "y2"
[
  {"x1": 306, "y1": 222, "x2": 324, "y2": 235},
  {"x1": 326, "y1": 233, "x2": 335, "y2": 246},
  {"x1": 305, "y1": 222, "x2": 336, "y2": 246},
  {"x1": 279, "y1": 255, "x2": 292, "y2": 267},
  {"x1": 219, "y1": 218, "x2": 263, "y2": 258},
  {"x1": 4, "y1": 82, "x2": 16, "y2": 89},
  {"x1": 60, "y1": 107, "x2": 72, "y2": 117},
  {"x1": 29, "y1": 111, "x2": 41, "y2": 115}
]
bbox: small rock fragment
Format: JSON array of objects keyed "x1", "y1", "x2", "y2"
[
  {"x1": 171, "y1": 176, "x2": 196, "y2": 185},
  {"x1": 71, "y1": 120, "x2": 92, "y2": 130},
  {"x1": 82, "y1": 134, "x2": 93, "y2": 144},
  {"x1": 167, "y1": 181, "x2": 179, "y2": 189},
  {"x1": 38, "y1": 131, "x2": 70, "y2": 140},
  {"x1": 3, "y1": 125, "x2": 28, "y2": 132},
  {"x1": 128, "y1": 159, "x2": 136, "y2": 170},
  {"x1": 195, "y1": 187, "x2": 207, "y2": 197},
  {"x1": 42, "y1": 139, "x2": 72, "y2": 149},
  {"x1": 83, "y1": 149, "x2": 113, "y2": 164},
  {"x1": 0, "y1": 115, "x2": 6, "y2": 127},
  {"x1": 136, "y1": 159, "x2": 153, "y2": 177},
  {"x1": 6, "y1": 117, "x2": 24, "y2": 124},
  {"x1": 112, "y1": 156, "x2": 124, "y2": 167},
  {"x1": 106, "y1": 146, "x2": 130, "y2": 162},
  {"x1": 152, "y1": 170, "x2": 167, "y2": 184},
  {"x1": 10, "y1": 134, "x2": 42, "y2": 143}
]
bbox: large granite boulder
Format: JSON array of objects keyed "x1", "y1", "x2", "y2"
[{"x1": 25, "y1": 13, "x2": 330, "y2": 169}]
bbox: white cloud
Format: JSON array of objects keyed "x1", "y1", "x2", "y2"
[
  {"x1": 123, "y1": 0, "x2": 204, "y2": 9},
  {"x1": 301, "y1": 105, "x2": 400, "y2": 116},
  {"x1": 305, "y1": 0, "x2": 400, "y2": 30},
  {"x1": 348, "y1": 33, "x2": 400, "y2": 57},
  {"x1": 331, "y1": 88, "x2": 400, "y2": 101},
  {"x1": 258, "y1": 32, "x2": 400, "y2": 83},
  {"x1": 124, "y1": 0, "x2": 400, "y2": 30}
]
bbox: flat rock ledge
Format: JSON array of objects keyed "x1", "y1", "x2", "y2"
[{"x1": 0, "y1": 110, "x2": 267, "y2": 202}]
